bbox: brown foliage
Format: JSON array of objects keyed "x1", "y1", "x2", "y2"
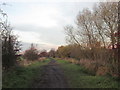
[
  {"x1": 62, "y1": 2, "x2": 118, "y2": 77},
  {"x1": 23, "y1": 44, "x2": 39, "y2": 60}
]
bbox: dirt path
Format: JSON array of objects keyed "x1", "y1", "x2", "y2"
[{"x1": 31, "y1": 58, "x2": 69, "y2": 88}]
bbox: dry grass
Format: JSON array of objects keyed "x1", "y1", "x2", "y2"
[
  {"x1": 58, "y1": 58, "x2": 111, "y2": 76},
  {"x1": 38, "y1": 57, "x2": 46, "y2": 61},
  {"x1": 18, "y1": 57, "x2": 46, "y2": 66},
  {"x1": 55, "y1": 57, "x2": 119, "y2": 77},
  {"x1": 78, "y1": 59, "x2": 110, "y2": 76},
  {"x1": 96, "y1": 66, "x2": 109, "y2": 76}
]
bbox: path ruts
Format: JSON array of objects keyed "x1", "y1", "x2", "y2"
[{"x1": 31, "y1": 58, "x2": 69, "y2": 88}]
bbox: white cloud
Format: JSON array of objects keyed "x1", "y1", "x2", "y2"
[
  {"x1": 2, "y1": 0, "x2": 119, "y2": 2},
  {"x1": 2, "y1": 2, "x2": 99, "y2": 51},
  {"x1": 10, "y1": 6, "x2": 60, "y2": 28},
  {"x1": 13, "y1": 30, "x2": 58, "y2": 50},
  {"x1": 13, "y1": 30, "x2": 41, "y2": 43}
]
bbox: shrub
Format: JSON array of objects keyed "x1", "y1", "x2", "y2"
[{"x1": 23, "y1": 44, "x2": 39, "y2": 60}]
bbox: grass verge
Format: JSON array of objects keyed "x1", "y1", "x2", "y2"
[
  {"x1": 2, "y1": 58, "x2": 50, "y2": 88},
  {"x1": 56, "y1": 58, "x2": 119, "y2": 88}
]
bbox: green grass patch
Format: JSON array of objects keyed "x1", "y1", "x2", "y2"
[
  {"x1": 2, "y1": 59, "x2": 50, "y2": 88},
  {"x1": 56, "y1": 59, "x2": 119, "y2": 88}
]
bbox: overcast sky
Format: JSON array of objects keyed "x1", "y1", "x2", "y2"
[{"x1": 1, "y1": 0, "x2": 100, "y2": 51}]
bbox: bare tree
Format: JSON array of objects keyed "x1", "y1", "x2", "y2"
[
  {"x1": 23, "y1": 44, "x2": 39, "y2": 60},
  {"x1": 48, "y1": 48, "x2": 56, "y2": 58},
  {"x1": 64, "y1": 25, "x2": 80, "y2": 45},
  {"x1": 76, "y1": 8, "x2": 99, "y2": 49},
  {"x1": 97, "y1": 2, "x2": 118, "y2": 49},
  {"x1": 0, "y1": 4, "x2": 21, "y2": 69},
  {"x1": 63, "y1": 2, "x2": 118, "y2": 75}
]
